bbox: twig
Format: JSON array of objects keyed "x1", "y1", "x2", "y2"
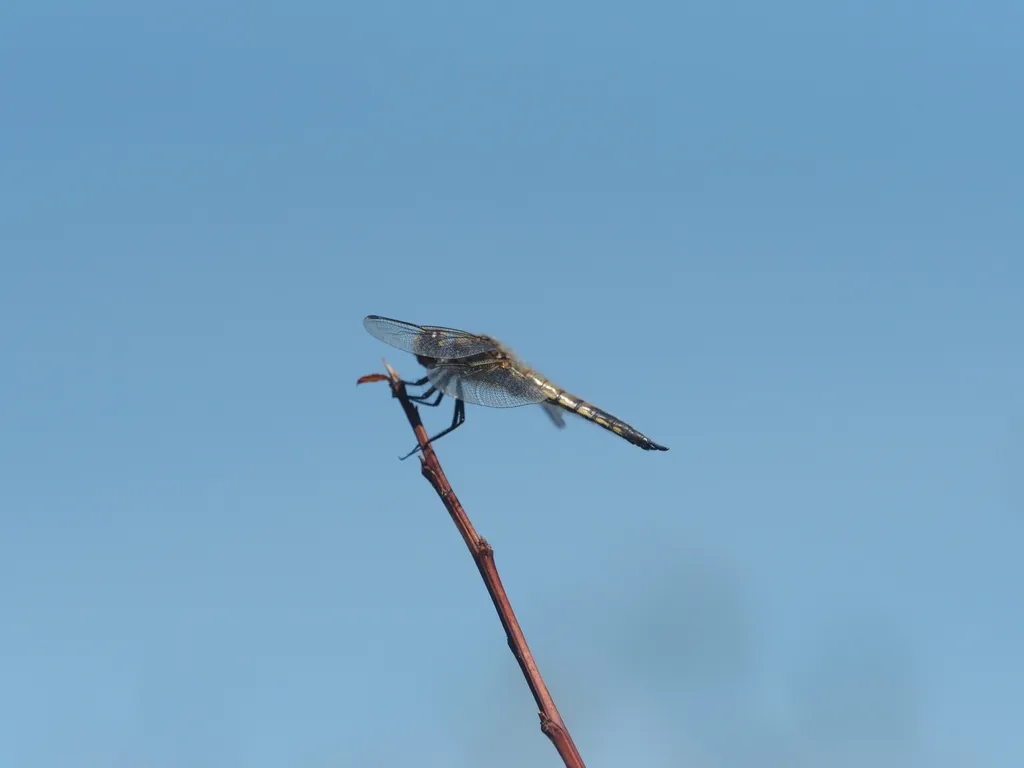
[{"x1": 358, "y1": 362, "x2": 587, "y2": 768}]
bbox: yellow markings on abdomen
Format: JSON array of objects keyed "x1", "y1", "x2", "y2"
[
  {"x1": 535, "y1": 379, "x2": 562, "y2": 400},
  {"x1": 555, "y1": 393, "x2": 609, "y2": 426},
  {"x1": 591, "y1": 412, "x2": 625, "y2": 435},
  {"x1": 553, "y1": 391, "x2": 580, "y2": 411},
  {"x1": 553, "y1": 393, "x2": 646, "y2": 442},
  {"x1": 548, "y1": 389, "x2": 667, "y2": 451}
]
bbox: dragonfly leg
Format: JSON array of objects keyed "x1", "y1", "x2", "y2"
[
  {"x1": 408, "y1": 387, "x2": 444, "y2": 407},
  {"x1": 400, "y1": 376, "x2": 431, "y2": 387},
  {"x1": 399, "y1": 399, "x2": 465, "y2": 460}
]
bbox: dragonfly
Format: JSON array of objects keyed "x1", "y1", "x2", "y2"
[{"x1": 363, "y1": 315, "x2": 668, "y2": 458}]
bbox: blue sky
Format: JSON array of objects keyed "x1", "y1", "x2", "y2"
[{"x1": 1, "y1": 1, "x2": 1021, "y2": 766}]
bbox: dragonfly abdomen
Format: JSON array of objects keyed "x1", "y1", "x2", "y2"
[{"x1": 550, "y1": 392, "x2": 668, "y2": 451}]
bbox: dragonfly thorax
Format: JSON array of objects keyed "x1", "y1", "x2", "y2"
[{"x1": 416, "y1": 349, "x2": 512, "y2": 370}]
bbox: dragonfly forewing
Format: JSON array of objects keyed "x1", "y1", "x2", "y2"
[{"x1": 363, "y1": 315, "x2": 499, "y2": 359}]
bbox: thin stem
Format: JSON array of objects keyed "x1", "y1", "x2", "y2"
[{"x1": 358, "y1": 361, "x2": 586, "y2": 768}]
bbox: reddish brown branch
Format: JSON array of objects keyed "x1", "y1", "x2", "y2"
[{"x1": 358, "y1": 362, "x2": 587, "y2": 768}]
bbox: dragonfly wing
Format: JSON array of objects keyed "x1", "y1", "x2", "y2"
[
  {"x1": 427, "y1": 361, "x2": 550, "y2": 408},
  {"x1": 541, "y1": 402, "x2": 567, "y2": 428},
  {"x1": 363, "y1": 315, "x2": 499, "y2": 358}
]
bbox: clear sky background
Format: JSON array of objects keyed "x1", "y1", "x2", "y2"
[{"x1": 2, "y1": 2, "x2": 1021, "y2": 766}]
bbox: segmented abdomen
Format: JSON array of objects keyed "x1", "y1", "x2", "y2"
[{"x1": 548, "y1": 390, "x2": 668, "y2": 451}]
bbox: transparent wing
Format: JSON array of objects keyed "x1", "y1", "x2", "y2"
[
  {"x1": 427, "y1": 361, "x2": 550, "y2": 408},
  {"x1": 363, "y1": 315, "x2": 499, "y2": 358}
]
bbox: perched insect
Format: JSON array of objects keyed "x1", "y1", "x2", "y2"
[{"x1": 363, "y1": 315, "x2": 668, "y2": 458}]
